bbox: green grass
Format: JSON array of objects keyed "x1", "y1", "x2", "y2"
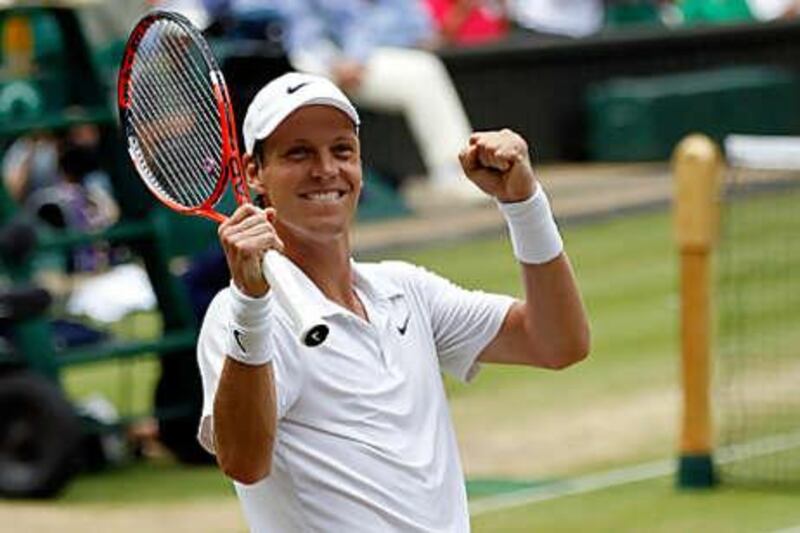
[
  {"x1": 471, "y1": 476, "x2": 800, "y2": 532},
  {"x1": 60, "y1": 461, "x2": 232, "y2": 504},
  {"x1": 62, "y1": 356, "x2": 161, "y2": 419}
]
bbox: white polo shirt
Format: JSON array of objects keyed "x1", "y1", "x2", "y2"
[{"x1": 197, "y1": 260, "x2": 514, "y2": 532}]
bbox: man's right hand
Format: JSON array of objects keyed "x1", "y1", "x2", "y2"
[{"x1": 218, "y1": 204, "x2": 284, "y2": 298}]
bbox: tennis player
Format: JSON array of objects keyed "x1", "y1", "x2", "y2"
[{"x1": 196, "y1": 72, "x2": 589, "y2": 532}]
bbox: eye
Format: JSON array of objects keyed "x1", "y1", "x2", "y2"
[
  {"x1": 333, "y1": 144, "x2": 355, "y2": 158},
  {"x1": 285, "y1": 146, "x2": 310, "y2": 161}
]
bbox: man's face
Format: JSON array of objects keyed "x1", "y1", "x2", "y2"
[{"x1": 248, "y1": 105, "x2": 362, "y2": 241}]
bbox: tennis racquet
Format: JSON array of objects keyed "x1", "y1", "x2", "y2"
[{"x1": 118, "y1": 11, "x2": 329, "y2": 347}]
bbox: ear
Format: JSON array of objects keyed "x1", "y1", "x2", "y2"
[{"x1": 243, "y1": 153, "x2": 267, "y2": 197}]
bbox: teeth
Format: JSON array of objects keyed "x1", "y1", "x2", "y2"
[{"x1": 305, "y1": 191, "x2": 342, "y2": 201}]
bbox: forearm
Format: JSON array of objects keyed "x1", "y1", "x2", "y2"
[
  {"x1": 518, "y1": 253, "x2": 590, "y2": 368},
  {"x1": 209, "y1": 263, "x2": 279, "y2": 484},
  {"x1": 213, "y1": 358, "x2": 276, "y2": 484}
]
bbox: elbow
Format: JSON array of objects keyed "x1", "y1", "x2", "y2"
[
  {"x1": 219, "y1": 456, "x2": 271, "y2": 485},
  {"x1": 227, "y1": 468, "x2": 271, "y2": 486},
  {"x1": 216, "y1": 441, "x2": 272, "y2": 485},
  {"x1": 549, "y1": 340, "x2": 590, "y2": 370},
  {"x1": 535, "y1": 327, "x2": 591, "y2": 370}
]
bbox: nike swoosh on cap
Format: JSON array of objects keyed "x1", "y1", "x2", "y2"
[{"x1": 287, "y1": 82, "x2": 310, "y2": 94}]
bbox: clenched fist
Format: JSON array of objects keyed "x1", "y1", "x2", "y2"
[
  {"x1": 458, "y1": 129, "x2": 537, "y2": 203},
  {"x1": 219, "y1": 204, "x2": 284, "y2": 298}
]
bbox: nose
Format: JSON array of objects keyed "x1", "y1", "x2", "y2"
[{"x1": 310, "y1": 150, "x2": 337, "y2": 180}]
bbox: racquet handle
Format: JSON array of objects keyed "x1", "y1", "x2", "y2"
[{"x1": 261, "y1": 250, "x2": 329, "y2": 347}]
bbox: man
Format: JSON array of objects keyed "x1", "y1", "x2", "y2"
[{"x1": 197, "y1": 72, "x2": 589, "y2": 532}]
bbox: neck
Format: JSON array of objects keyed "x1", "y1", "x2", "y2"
[{"x1": 278, "y1": 227, "x2": 363, "y2": 317}]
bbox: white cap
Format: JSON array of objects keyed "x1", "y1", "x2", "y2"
[{"x1": 242, "y1": 72, "x2": 360, "y2": 155}]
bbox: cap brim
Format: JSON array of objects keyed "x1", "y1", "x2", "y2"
[{"x1": 245, "y1": 96, "x2": 360, "y2": 154}]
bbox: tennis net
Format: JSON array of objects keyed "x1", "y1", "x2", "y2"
[{"x1": 715, "y1": 134, "x2": 800, "y2": 486}]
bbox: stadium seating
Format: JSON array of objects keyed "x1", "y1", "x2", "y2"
[{"x1": 586, "y1": 66, "x2": 800, "y2": 161}]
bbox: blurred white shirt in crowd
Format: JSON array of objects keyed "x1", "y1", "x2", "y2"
[
  {"x1": 747, "y1": 0, "x2": 798, "y2": 20},
  {"x1": 511, "y1": 0, "x2": 604, "y2": 38},
  {"x1": 157, "y1": 0, "x2": 211, "y2": 28}
]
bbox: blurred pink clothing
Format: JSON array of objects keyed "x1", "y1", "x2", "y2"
[{"x1": 424, "y1": 0, "x2": 507, "y2": 45}]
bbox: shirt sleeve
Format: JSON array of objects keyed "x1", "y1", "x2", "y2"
[
  {"x1": 400, "y1": 262, "x2": 515, "y2": 383},
  {"x1": 196, "y1": 289, "x2": 306, "y2": 454},
  {"x1": 196, "y1": 291, "x2": 228, "y2": 454}
]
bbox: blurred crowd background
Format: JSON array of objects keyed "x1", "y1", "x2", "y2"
[{"x1": 4, "y1": 0, "x2": 800, "y2": 220}]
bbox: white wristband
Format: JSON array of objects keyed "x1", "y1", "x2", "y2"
[
  {"x1": 226, "y1": 281, "x2": 273, "y2": 366},
  {"x1": 497, "y1": 185, "x2": 563, "y2": 264}
]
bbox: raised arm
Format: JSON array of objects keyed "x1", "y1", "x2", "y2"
[
  {"x1": 212, "y1": 204, "x2": 283, "y2": 484},
  {"x1": 459, "y1": 129, "x2": 590, "y2": 369}
]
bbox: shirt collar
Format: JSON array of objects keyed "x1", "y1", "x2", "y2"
[
  {"x1": 351, "y1": 260, "x2": 404, "y2": 302},
  {"x1": 278, "y1": 258, "x2": 404, "y2": 318}
]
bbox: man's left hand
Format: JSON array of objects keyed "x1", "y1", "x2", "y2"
[{"x1": 458, "y1": 129, "x2": 537, "y2": 203}]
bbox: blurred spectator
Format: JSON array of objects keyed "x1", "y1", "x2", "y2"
[
  {"x1": 2, "y1": 125, "x2": 119, "y2": 273},
  {"x1": 154, "y1": 0, "x2": 284, "y2": 41},
  {"x1": 423, "y1": 0, "x2": 508, "y2": 46},
  {"x1": 50, "y1": 125, "x2": 119, "y2": 230},
  {"x1": 2, "y1": 132, "x2": 60, "y2": 203},
  {"x1": 154, "y1": 0, "x2": 215, "y2": 29},
  {"x1": 747, "y1": 0, "x2": 800, "y2": 19},
  {"x1": 274, "y1": 0, "x2": 482, "y2": 203},
  {"x1": 5, "y1": 124, "x2": 119, "y2": 232},
  {"x1": 509, "y1": 0, "x2": 604, "y2": 38}
]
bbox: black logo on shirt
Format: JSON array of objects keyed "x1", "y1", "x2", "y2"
[
  {"x1": 304, "y1": 325, "x2": 329, "y2": 347},
  {"x1": 287, "y1": 82, "x2": 310, "y2": 94},
  {"x1": 397, "y1": 315, "x2": 410, "y2": 335},
  {"x1": 233, "y1": 329, "x2": 246, "y2": 353}
]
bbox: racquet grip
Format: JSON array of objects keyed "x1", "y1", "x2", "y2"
[{"x1": 261, "y1": 250, "x2": 329, "y2": 347}]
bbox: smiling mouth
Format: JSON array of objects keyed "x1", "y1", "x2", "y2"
[{"x1": 300, "y1": 191, "x2": 346, "y2": 202}]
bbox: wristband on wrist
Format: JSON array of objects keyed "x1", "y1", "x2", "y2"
[
  {"x1": 226, "y1": 281, "x2": 273, "y2": 366},
  {"x1": 497, "y1": 185, "x2": 563, "y2": 264}
]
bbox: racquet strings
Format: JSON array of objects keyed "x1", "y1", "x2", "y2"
[{"x1": 126, "y1": 18, "x2": 224, "y2": 209}]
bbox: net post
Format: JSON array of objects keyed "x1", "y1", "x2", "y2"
[{"x1": 672, "y1": 134, "x2": 723, "y2": 489}]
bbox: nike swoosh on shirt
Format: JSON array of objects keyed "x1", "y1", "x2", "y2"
[
  {"x1": 233, "y1": 329, "x2": 246, "y2": 353},
  {"x1": 397, "y1": 315, "x2": 410, "y2": 335}
]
